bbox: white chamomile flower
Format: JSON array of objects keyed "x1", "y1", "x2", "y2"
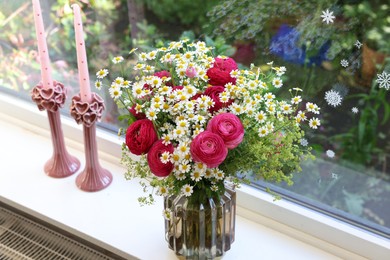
[
  {"x1": 190, "y1": 171, "x2": 203, "y2": 182},
  {"x1": 179, "y1": 161, "x2": 191, "y2": 173},
  {"x1": 326, "y1": 150, "x2": 335, "y2": 158},
  {"x1": 264, "y1": 92, "x2": 275, "y2": 101},
  {"x1": 112, "y1": 56, "x2": 124, "y2": 64},
  {"x1": 309, "y1": 118, "x2": 321, "y2": 129},
  {"x1": 163, "y1": 208, "x2": 172, "y2": 220},
  {"x1": 214, "y1": 170, "x2": 224, "y2": 180},
  {"x1": 95, "y1": 80, "x2": 102, "y2": 90},
  {"x1": 194, "y1": 162, "x2": 206, "y2": 173},
  {"x1": 96, "y1": 69, "x2": 108, "y2": 79},
  {"x1": 204, "y1": 169, "x2": 214, "y2": 179},
  {"x1": 291, "y1": 96, "x2": 302, "y2": 104},
  {"x1": 147, "y1": 51, "x2": 157, "y2": 60},
  {"x1": 146, "y1": 109, "x2": 158, "y2": 121},
  {"x1": 272, "y1": 77, "x2": 283, "y2": 88},
  {"x1": 340, "y1": 59, "x2": 349, "y2": 68},
  {"x1": 324, "y1": 90, "x2": 343, "y2": 107},
  {"x1": 296, "y1": 111, "x2": 307, "y2": 122},
  {"x1": 351, "y1": 107, "x2": 359, "y2": 114},
  {"x1": 258, "y1": 126, "x2": 269, "y2": 137},
  {"x1": 281, "y1": 103, "x2": 292, "y2": 114},
  {"x1": 109, "y1": 85, "x2": 122, "y2": 99},
  {"x1": 158, "y1": 186, "x2": 169, "y2": 196},
  {"x1": 175, "y1": 171, "x2": 186, "y2": 181},
  {"x1": 255, "y1": 111, "x2": 267, "y2": 123},
  {"x1": 182, "y1": 184, "x2": 193, "y2": 197},
  {"x1": 306, "y1": 102, "x2": 320, "y2": 114},
  {"x1": 160, "y1": 151, "x2": 171, "y2": 164},
  {"x1": 321, "y1": 9, "x2": 335, "y2": 24},
  {"x1": 377, "y1": 71, "x2": 389, "y2": 90},
  {"x1": 211, "y1": 185, "x2": 219, "y2": 192}
]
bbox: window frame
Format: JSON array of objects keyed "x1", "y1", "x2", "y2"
[{"x1": 1, "y1": 91, "x2": 389, "y2": 259}]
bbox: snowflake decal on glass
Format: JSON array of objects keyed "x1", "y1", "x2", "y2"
[
  {"x1": 354, "y1": 40, "x2": 362, "y2": 49},
  {"x1": 326, "y1": 150, "x2": 335, "y2": 158},
  {"x1": 300, "y1": 138, "x2": 308, "y2": 146},
  {"x1": 351, "y1": 107, "x2": 359, "y2": 114},
  {"x1": 340, "y1": 59, "x2": 349, "y2": 68},
  {"x1": 321, "y1": 9, "x2": 335, "y2": 24},
  {"x1": 325, "y1": 90, "x2": 343, "y2": 107},
  {"x1": 377, "y1": 71, "x2": 389, "y2": 90}
]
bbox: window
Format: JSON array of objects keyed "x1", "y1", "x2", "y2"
[{"x1": 1, "y1": 0, "x2": 389, "y2": 241}]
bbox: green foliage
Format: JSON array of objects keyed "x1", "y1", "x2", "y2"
[
  {"x1": 333, "y1": 82, "x2": 390, "y2": 165},
  {"x1": 220, "y1": 119, "x2": 313, "y2": 187},
  {"x1": 143, "y1": 0, "x2": 219, "y2": 31},
  {"x1": 343, "y1": 0, "x2": 390, "y2": 53}
]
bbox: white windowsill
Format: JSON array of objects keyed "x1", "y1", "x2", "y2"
[{"x1": 0, "y1": 92, "x2": 388, "y2": 259}]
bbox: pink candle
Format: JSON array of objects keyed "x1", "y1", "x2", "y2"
[
  {"x1": 72, "y1": 4, "x2": 91, "y2": 102},
  {"x1": 32, "y1": 0, "x2": 52, "y2": 89}
]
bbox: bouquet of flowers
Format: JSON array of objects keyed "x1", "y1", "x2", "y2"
[{"x1": 95, "y1": 40, "x2": 320, "y2": 205}]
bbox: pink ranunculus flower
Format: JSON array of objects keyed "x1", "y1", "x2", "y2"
[
  {"x1": 125, "y1": 119, "x2": 158, "y2": 155},
  {"x1": 190, "y1": 131, "x2": 228, "y2": 168},
  {"x1": 206, "y1": 57, "x2": 238, "y2": 86},
  {"x1": 147, "y1": 140, "x2": 174, "y2": 177},
  {"x1": 207, "y1": 113, "x2": 244, "y2": 149},
  {"x1": 185, "y1": 66, "x2": 197, "y2": 78}
]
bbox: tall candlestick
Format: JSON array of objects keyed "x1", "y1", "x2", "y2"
[
  {"x1": 72, "y1": 4, "x2": 91, "y2": 102},
  {"x1": 32, "y1": 0, "x2": 52, "y2": 89}
]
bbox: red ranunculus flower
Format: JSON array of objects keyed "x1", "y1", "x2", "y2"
[
  {"x1": 129, "y1": 104, "x2": 146, "y2": 120},
  {"x1": 204, "y1": 86, "x2": 233, "y2": 113},
  {"x1": 147, "y1": 140, "x2": 174, "y2": 177},
  {"x1": 125, "y1": 119, "x2": 158, "y2": 155},
  {"x1": 190, "y1": 131, "x2": 228, "y2": 168},
  {"x1": 207, "y1": 113, "x2": 244, "y2": 149},
  {"x1": 206, "y1": 57, "x2": 238, "y2": 86},
  {"x1": 154, "y1": 70, "x2": 172, "y2": 86}
]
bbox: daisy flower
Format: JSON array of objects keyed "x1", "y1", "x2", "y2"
[
  {"x1": 351, "y1": 107, "x2": 359, "y2": 114},
  {"x1": 211, "y1": 185, "x2": 219, "y2": 192},
  {"x1": 160, "y1": 151, "x2": 171, "y2": 164},
  {"x1": 182, "y1": 184, "x2": 194, "y2": 197},
  {"x1": 162, "y1": 208, "x2": 172, "y2": 220},
  {"x1": 112, "y1": 56, "x2": 124, "y2": 64},
  {"x1": 190, "y1": 171, "x2": 203, "y2": 182},
  {"x1": 158, "y1": 186, "x2": 169, "y2": 196},
  {"x1": 255, "y1": 111, "x2": 267, "y2": 123},
  {"x1": 94, "y1": 80, "x2": 102, "y2": 90},
  {"x1": 109, "y1": 85, "x2": 122, "y2": 99},
  {"x1": 258, "y1": 126, "x2": 269, "y2": 137},
  {"x1": 96, "y1": 69, "x2": 108, "y2": 79},
  {"x1": 291, "y1": 96, "x2": 302, "y2": 104},
  {"x1": 309, "y1": 118, "x2": 321, "y2": 129},
  {"x1": 272, "y1": 77, "x2": 283, "y2": 88}
]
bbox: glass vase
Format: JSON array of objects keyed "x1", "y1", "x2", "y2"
[{"x1": 164, "y1": 183, "x2": 236, "y2": 259}]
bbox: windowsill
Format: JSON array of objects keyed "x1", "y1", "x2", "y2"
[{"x1": 0, "y1": 92, "x2": 388, "y2": 259}]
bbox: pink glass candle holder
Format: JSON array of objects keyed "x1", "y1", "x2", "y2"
[
  {"x1": 70, "y1": 93, "x2": 112, "y2": 192},
  {"x1": 31, "y1": 81, "x2": 80, "y2": 178}
]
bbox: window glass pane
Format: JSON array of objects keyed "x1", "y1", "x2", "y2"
[{"x1": 1, "y1": 0, "x2": 389, "y2": 237}]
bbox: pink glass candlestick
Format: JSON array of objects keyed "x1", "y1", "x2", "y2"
[
  {"x1": 70, "y1": 93, "x2": 112, "y2": 192},
  {"x1": 31, "y1": 81, "x2": 80, "y2": 178}
]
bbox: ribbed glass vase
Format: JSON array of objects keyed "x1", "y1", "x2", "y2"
[{"x1": 164, "y1": 183, "x2": 236, "y2": 259}]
